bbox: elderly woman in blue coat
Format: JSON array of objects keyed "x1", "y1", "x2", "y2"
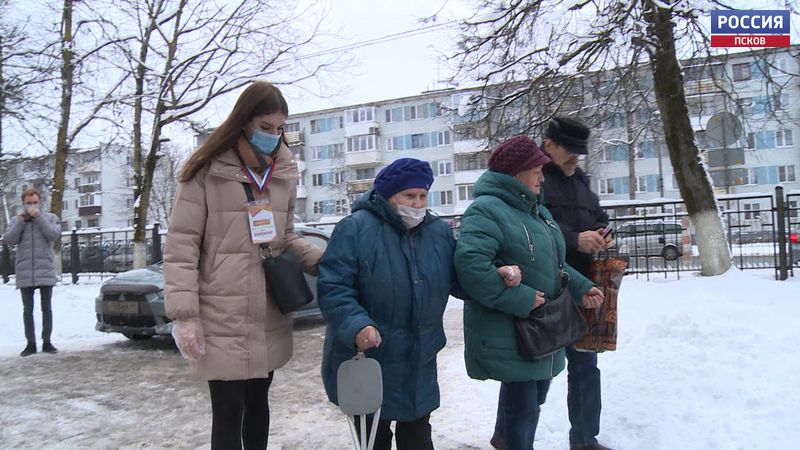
[{"x1": 318, "y1": 158, "x2": 517, "y2": 450}]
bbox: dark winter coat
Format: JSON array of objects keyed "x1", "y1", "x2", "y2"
[
  {"x1": 541, "y1": 163, "x2": 609, "y2": 276},
  {"x1": 454, "y1": 170, "x2": 595, "y2": 382},
  {"x1": 318, "y1": 189, "x2": 460, "y2": 422},
  {"x1": 3, "y1": 212, "x2": 61, "y2": 288}
]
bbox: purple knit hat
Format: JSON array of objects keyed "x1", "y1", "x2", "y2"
[{"x1": 488, "y1": 136, "x2": 551, "y2": 176}]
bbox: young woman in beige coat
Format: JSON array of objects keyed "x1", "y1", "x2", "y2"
[{"x1": 164, "y1": 81, "x2": 323, "y2": 450}]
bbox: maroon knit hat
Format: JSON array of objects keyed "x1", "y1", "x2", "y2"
[{"x1": 488, "y1": 136, "x2": 551, "y2": 176}]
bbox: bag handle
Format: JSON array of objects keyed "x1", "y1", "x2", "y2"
[{"x1": 242, "y1": 183, "x2": 274, "y2": 260}]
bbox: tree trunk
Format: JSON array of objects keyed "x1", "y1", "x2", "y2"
[
  {"x1": 51, "y1": 0, "x2": 76, "y2": 276},
  {"x1": 644, "y1": 0, "x2": 730, "y2": 275}
]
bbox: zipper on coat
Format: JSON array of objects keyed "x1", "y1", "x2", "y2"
[
  {"x1": 30, "y1": 222, "x2": 35, "y2": 286},
  {"x1": 522, "y1": 224, "x2": 535, "y2": 262}
]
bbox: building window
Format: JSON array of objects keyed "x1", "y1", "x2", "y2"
[
  {"x1": 737, "y1": 97, "x2": 753, "y2": 115},
  {"x1": 74, "y1": 220, "x2": 81, "y2": 229},
  {"x1": 74, "y1": 178, "x2": 80, "y2": 189},
  {"x1": 743, "y1": 203, "x2": 761, "y2": 220},
  {"x1": 345, "y1": 107, "x2": 375, "y2": 124},
  {"x1": 457, "y1": 185, "x2": 474, "y2": 202},
  {"x1": 744, "y1": 132, "x2": 755, "y2": 149},
  {"x1": 455, "y1": 153, "x2": 489, "y2": 171},
  {"x1": 437, "y1": 161, "x2": 452, "y2": 176},
  {"x1": 80, "y1": 194, "x2": 95, "y2": 206},
  {"x1": 439, "y1": 190, "x2": 453, "y2": 206},
  {"x1": 599, "y1": 179, "x2": 614, "y2": 195},
  {"x1": 285, "y1": 122, "x2": 300, "y2": 133},
  {"x1": 74, "y1": 200, "x2": 79, "y2": 209},
  {"x1": 88, "y1": 218, "x2": 99, "y2": 228},
  {"x1": 310, "y1": 116, "x2": 343, "y2": 134},
  {"x1": 312, "y1": 144, "x2": 344, "y2": 160},
  {"x1": 437, "y1": 130, "x2": 451, "y2": 146},
  {"x1": 354, "y1": 167, "x2": 375, "y2": 180},
  {"x1": 778, "y1": 165, "x2": 796, "y2": 183},
  {"x1": 732, "y1": 63, "x2": 751, "y2": 81},
  {"x1": 347, "y1": 135, "x2": 375, "y2": 152},
  {"x1": 776, "y1": 129, "x2": 793, "y2": 147},
  {"x1": 63, "y1": 201, "x2": 68, "y2": 211},
  {"x1": 60, "y1": 221, "x2": 69, "y2": 232},
  {"x1": 335, "y1": 199, "x2": 349, "y2": 215}
]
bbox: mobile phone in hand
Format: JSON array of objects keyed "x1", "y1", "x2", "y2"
[{"x1": 601, "y1": 224, "x2": 613, "y2": 238}]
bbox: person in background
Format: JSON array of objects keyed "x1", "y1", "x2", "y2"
[
  {"x1": 318, "y1": 157, "x2": 520, "y2": 450},
  {"x1": 454, "y1": 136, "x2": 603, "y2": 450},
  {"x1": 541, "y1": 116, "x2": 614, "y2": 450},
  {"x1": 3, "y1": 188, "x2": 61, "y2": 357},
  {"x1": 164, "y1": 81, "x2": 323, "y2": 450}
]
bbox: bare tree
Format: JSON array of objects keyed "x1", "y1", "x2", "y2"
[
  {"x1": 107, "y1": 0, "x2": 338, "y2": 268},
  {"x1": 451, "y1": 0, "x2": 740, "y2": 275}
]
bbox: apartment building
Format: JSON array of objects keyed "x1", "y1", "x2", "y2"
[
  {"x1": 0, "y1": 144, "x2": 137, "y2": 232},
  {"x1": 197, "y1": 46, "x2": 799, "y2": 223}
]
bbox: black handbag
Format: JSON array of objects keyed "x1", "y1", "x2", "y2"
[
  {"x1": 512, "y1": 219, "x2": 587, "y2": 359},
  {"x1": 513, "y1": 286, "x2": 587, "y2": 359},
  {"x1": 243, "y1": 183, "x2": 313, "y2": 315}
]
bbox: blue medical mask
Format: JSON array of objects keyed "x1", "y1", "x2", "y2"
[{"x1": 249, "y1": 129, "x2": 281, "y2": 156}]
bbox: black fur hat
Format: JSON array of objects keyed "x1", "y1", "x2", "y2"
[{"x1": 545, "y1": 116, "x2": 590, "y2": 155}]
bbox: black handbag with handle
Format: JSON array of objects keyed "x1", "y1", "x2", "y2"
[
  {"x1": 513, "y1": 285, "x2": 587, "y2": 359},
  {"x1": 243, "y1": 183, "x2": 313, "y2": 315}
]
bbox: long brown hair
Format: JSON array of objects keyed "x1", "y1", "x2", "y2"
[{"x1": 180, "y1": 81, "x2": 289, "y2": 182}]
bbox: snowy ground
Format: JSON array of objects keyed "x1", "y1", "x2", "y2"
[{"x1": 1, "y1": 269, "x2": 799, "y2": 449}]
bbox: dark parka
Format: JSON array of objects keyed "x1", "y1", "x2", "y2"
[
  {"x1": 318, "y1": 189, "x2": 460, "y2": 422},
  {"x1": 454, "y1": 170, "x2": 595, "y2": 382},
  {"x1": 3, "y1": 212, "x2": 61, "y2": 288},
  {"x1": 541, "y1": 163, "x2": 609, "y2": 276}
]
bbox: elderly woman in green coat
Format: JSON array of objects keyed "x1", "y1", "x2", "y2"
[{"x1": 454, "y1": 136, "x2": 603, "y2": 450}]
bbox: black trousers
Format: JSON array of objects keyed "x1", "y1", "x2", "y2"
[
  {"x1": 20, "y1": 286, "x2": 53, "y2": 345},
  {"x1": 354, "y1": 413, "x2": 433, "y2": 450},
  {"x1": 208, "y1": 374, "x2": 273, "y2": 450}
]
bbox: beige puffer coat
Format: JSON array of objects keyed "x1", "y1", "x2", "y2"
[{"x1": 164, "y1": 143, "x2": 323, "y2": 381}]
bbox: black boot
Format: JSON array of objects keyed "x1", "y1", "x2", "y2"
[
  {"x1": 20, "y1": 343, "x2": 37, "y2": 357},
  {"x1": 42, "y1": 342, "x2": 58, "y2": 354}
]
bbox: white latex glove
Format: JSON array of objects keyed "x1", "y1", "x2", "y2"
[{"x1": 172, "y1": 319, "x2": 206, "y2": 361}]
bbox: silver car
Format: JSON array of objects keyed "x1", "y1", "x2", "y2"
[
  {"x1": 615, "y1": 220, "x2": 685, "y2": 261},
  {"x1": 95, "y1": 226, "x2": 330, "y2": 339}
]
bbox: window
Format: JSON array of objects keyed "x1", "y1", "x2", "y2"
[
  {"x1": 744, "y1": 132, "x2": 755, "y2": 149},
  {"x1": 607, "y1": 113, "x2": 625, "y2": 129},
  {"x1": 310, "y1": 116, "x2": 343, "y2": 134},
  {"x1": 737, "y1": 97, "x2": 753, "y2": 115},
  {"x1": 439, "y1": 190, "x2": 453, "y2": 206},
  {"x1": 88, "y1": 218, "x2": 99, "y2": 228},
  {"x1": 62, "y1": 201, "x2": 68, "y2": 211},
  {"x1": 635, "y1": 175, "x2": 659, "y2": 193},
  {"x1": 599, "y1": 179, "x2": 614, "y2": 195},
  {"x1": 776, "y1": 129, "x2": 793, "y2": 147},
  {"x1": 732, "y1": 63, "x2": 750, "y2": 81},
  {"x1": 60, "y1": 221, "x2": 69, "y2": 232},
  {"x1": 437, "y1": 161, "x2": 452, "y2": 176},
  {"x1": 455, "y1": 153, "x2": 489, "y2": 171},
  {"x1": 74, "y1": 220, "x2": 81, "y2": 229},
  {"x1": 74, "y1": 200, "x2": 78, "y2": 209},
  {"x1": 411, "y1": 134, "x2": 425, "y2": 149},
  {"x1": 778, "y1": 165, "x2": 796, "y2": 183},
  {"x1": 457, "y1": 185, "x2": 474, "y2": 202},
  {"x1": 345, "y1": 107, "x2": 375, "y2": 124},
  {"x1": 285, "y1": 122, "x2": 300, "y2": 133},
  {"x1": 297, "y1": 174, "x2": 306, "y2": 186},
  {"x1": 635, "y1": 142, "x2": 657, "y2": 159},
  {"x1": 684, "y1": 64, "x2": 723, "y2": 81},
  {"x1": 789, "y1": 200, "x2": 799, "y2": 219},
  {"x1": 354, "y1": 168, "x2": 375, "y2": 180},
  {"x1": 743, "y1": 203, "x2": 761, "y2": 220},
  {"x1": 312, "y1": 174, "x2": 324, "y2": 187},
  {"x1": 385, "y1": 107, "x2": 404, "y2": 123},
  {"x1": 335, "y1": 199, "x2": 349, "y2": 215},
  {"x1": 602, "y1": 144, "x2": 627, "y2": 162},
  {"x1": 437, "y1": 131, "x2": 451, "y2": 146},
  {"x1": 347, "y1": 135, "x2": 375, "y2": 152},
  {"x1": 773, "y1": 94, "x2": 790, "y2": 111},
  {"x1": 74, "y1": 178, "x2": 80, "y2": 189},
  {"x1": 84, "y1": 175, "x2": 98, "y2": 184},
  {"x1": 80, "y1": 194, "x2": 95, "y2": 206},
  {"x1": 312, "y1": 144, "x2": 343, "y2": 160}
]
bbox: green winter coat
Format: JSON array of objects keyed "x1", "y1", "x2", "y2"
[{"x1": 454, "y1": 170, "x2": 595, "y2": 382}]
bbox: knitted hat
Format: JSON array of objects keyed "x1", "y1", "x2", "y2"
[
  {"x1": 545, "y1": 116, "x2": 590, "y2": 154},
  {"x1": 488, "y1": 136, "x2": 551, "y2": 176},
  {"x1": 374, "y1": 158, "x2": 434, "y2": 200}
]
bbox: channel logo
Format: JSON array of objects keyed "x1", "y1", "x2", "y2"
[{"x1": 710, "y1": 10, "x2": 790, "y2": 48}]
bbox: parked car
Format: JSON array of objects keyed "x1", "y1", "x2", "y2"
[
  {"x1": 790, "y1": 232, "x2": 800, "y2": 267},
  {"x1": 615, "y1": 220, "x2": 685, "y2": 261},
  {"x1": 95, "y1": 226, "x2": 330, "y2": 339}
]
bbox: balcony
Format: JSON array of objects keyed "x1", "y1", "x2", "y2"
[
  {"x1": 345, "y1": 150, "x2": 381, "y2": 167},
  {"x1": 344, "y1": 122, "x2": 380, "y2": 138},
  {"x1": 454, "y1": 139, "x2": 488, "y2": 155},
  {"x1": 454, "y1": 169, "x2": 484, "y2": 185},
  {"x1": 79, "y1": 205, "x2": 102, "y2": 216},
  {"x1": 296, "y1": 186, "x2": 307, "y2": 199},
  {"x1": 348, "y1": 179, "x2": 374, "y2": 194},
  {"x1": 78, "y1": 183, "x2": 101, "y2": 193},
  {"x1": 295, "y1": 159, "x2": 306, "y2": 173},
  {"x1": 285, "y1": 131, "x2": 304, "y2": 145},
  {"x1": 684, "y1": 78, "x2": 726, "y2": 97},
  {"x1": 79, "y1": 162, "x2": 102, "y2": 174}
]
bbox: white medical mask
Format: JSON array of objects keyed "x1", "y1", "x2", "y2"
[{"x1": 396, "y1": 204, "x2": 427, "y2": 229}]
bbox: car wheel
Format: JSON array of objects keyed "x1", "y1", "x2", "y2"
[
  {"x1": 122, "y1": 333, "x2": 152, "y2": 340},
  {"x1": 662, "y1": 246, "x2": 680, "y2": 261}
]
